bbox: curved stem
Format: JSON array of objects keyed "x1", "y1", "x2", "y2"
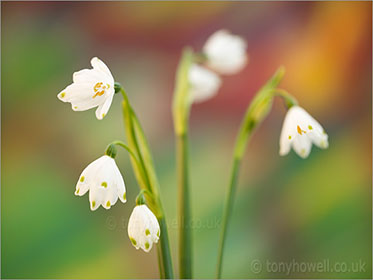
[
  {"x1": 109, "y1": 140, "x2": 144, "y2": 175},
  {"x1": 272, "y1": 88, "x2": 298, "y2": 108},
  {"x1": 215, "y1": 67, "x2": 286, "y2": 278}
]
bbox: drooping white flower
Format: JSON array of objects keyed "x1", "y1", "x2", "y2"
[
  {"x1": 203, "y1": 29, "x2": 248, "y2": 75},
  {"x1": 189, "y1": 63, "x2": 222, "y2": 103},
  {"x1": 58, "y1": 57, "x2": 115, "y2": 120},
  {"x1": 279, "y1": 106, "x2": 329, "y2": 159},
  {"x1": 75, "y1": 155, "x2": 126, "y2": 210},
  {"x1": 128, "y1": 204, "x2": 160, "y2": 252}
]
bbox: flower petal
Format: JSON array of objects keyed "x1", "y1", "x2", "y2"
[
  {"x1": 203, "y1": 29, "x2": 248, "y2": 75},
  {"x1": 189, "y1": 64, "x2": 222, "y2": 103},
  {"x1": 95, "y1": 90, "x2": 114, "y2": 120},
  {"x1": 91, "y1": 57, "x2": 114, "y2": 83},
  {"x1": 292, "y1": 135, "x2": 312, "y2": 159}
]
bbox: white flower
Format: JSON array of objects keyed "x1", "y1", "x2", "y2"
[
  {"x1": 189, "y1": 64, "x2": 222, "y2": 103},
  {"x1": 58, "y1": 57, "x2": 115, "y2": 120},
  {"x1": 203, "y1": 29, "x2": 248, "y2": 75},
  {"x1": 75, "y1": 155, "x2": 126, "y2": 210},
  {"x1": 279, "y1": 106, "x2": 329, "y2": 159},
  {"x1": 128, "y1": 204, "x2": 160, "y2": 252}
]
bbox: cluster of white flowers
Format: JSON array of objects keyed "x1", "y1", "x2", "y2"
[
  {"x1": 58, "y1": 58, "x2": 160, "y2": 252},
  {"x1": 189, "y1": 30, "x2": 248, "y2": 103},
  {"x1": 58, "y1": 31, "x2": 329, "y2": 255}
]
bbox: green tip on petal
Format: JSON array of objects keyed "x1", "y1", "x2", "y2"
[
  {"x1": 106, "y1": 201, "x2": 111, "y2": 207},
  {"x1": 80, "y1": 176, "x2": 85, "y2": 182},
  {"x1": 101, "y1": 182, "x2": 108, "y2": 188},
  {"x1": 145, "y1": 242, "x2": 150, "y2": 250},
  {"x1": 130, "y1": 237, "x2": 137, "y2": 246},
  {"x1": 92, "y1": 201, "x2": 96, "y2": 208},
  {"x1": 145, "y1": 229, "x2": 150, "y2": 236},
  {"x1": 123, "y1": 193, "x2": 126, "y2": 201}
]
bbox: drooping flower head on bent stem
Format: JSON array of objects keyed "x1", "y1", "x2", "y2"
[
  {"x1": 279, "y1": 106, "x2": 329, "y2": 159},
  {"x1": 75, "y1": 154, "x2": 126, "y2": 211},
  {"x1": 128, "y1": 197, "x2": 160, "y2": 253}
]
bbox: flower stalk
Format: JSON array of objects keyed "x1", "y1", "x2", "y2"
[
  {"x1": 172, "y1": 48, "x2": 194, "y2": 279},
  {"x1": 118, "y1": 85, "x2": 174, "y2": 279},
  {"x1": 216, "y1": 66, "x2": 295, "y2": 278}
]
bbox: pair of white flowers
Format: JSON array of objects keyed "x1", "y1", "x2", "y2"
[
  {"x1": 75, "y1": 154, "x2": 160, "y2": 252},
  {"x1": 189, "y1": 29, "x2": 248, "y2": 103}
]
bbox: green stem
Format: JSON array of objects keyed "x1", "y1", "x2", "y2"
[
  {"x1": 215, "y1": 67, "x2": 287, "y2": 278},
  {"x1": 177, "y1": 132, "x2": 192, "y2": 278},
  {"x1": 172, "y1": 48, "x2": 194, "y2": 278},
  {"x1": 273, "y1": 88, "x2": 298, "y2": 108},
  {"x1": 215, "y1": 158, "x2": 241, "y2": 278},
  {"x1": 109, "y1": 141, "x2": 144, "y2": 177},
  {"x1": 120, "y1": 88, "x2": 153, "y2": 194},
  {"x1": 119, "y1": 86, "x2": 174, "y2": 279},
  {"x1": 158, "y1": 215, "x2": 174, "y2": 279}
]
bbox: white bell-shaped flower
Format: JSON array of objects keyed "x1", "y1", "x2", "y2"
[
  {"x1": 128, "y1": 204, "x2": 160, "y2": 252},
  {"x1": 279, "y1": 106, "x2": 329, "y2": 159},
  {"x1": 189, "y1": 63, "x2": 222, "y2": 103},
  {"x1": 75, "y1": 155, "x2": 126, "y2": 210},
  {"x1": 203, "y1": 29, "x2": 248, "y2": 75},
  {"x1": 58, "y1": 57, "x2": 115, "y2": 120}
]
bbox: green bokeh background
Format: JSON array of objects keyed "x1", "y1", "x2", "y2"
[{"x1": 1, "y1": 1, "x2": 372, "y2": 279}]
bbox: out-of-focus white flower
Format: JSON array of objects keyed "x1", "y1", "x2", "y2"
[
  {"x1": 58, "y1": 57, "x2": 115, "y2": 120},
  {"x1": 189, "y1": 64, "x2": 222, "y2": 103},
  {"x1": 75, "y1": 155, "x2": 126, "y2": 210},
  {"x1": 128, "y1": 204, "x2": 160, "y2": 252},
  {"x1": 203, "y1": 29, "x2": 248, "y2": 75},
  {"x1": 279, "y1": 106, "x2": 329, "y2": 159}
]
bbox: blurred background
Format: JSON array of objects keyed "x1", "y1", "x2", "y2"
[{"x1": 1, "y1": 1, "x2": 372, "y2": 279}]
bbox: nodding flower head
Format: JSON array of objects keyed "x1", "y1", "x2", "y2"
[
  {"x1": 203, "y1": 29, "x2": 248, "y2": 75},
  {"x1": 127, "y1": 204, "x2": 160, "y2": 252},
  {"x1": 58, "y1": 57, "x2": 115, "y2": 120},
  {"x1": 279, "y1": 106, "x2": 329, "y2": 159},
  {"x1": 188, "y1": 63, "x2": 222, "y2": 103},
  {"x1": 75, "y1": 155, "x2": 126, "y2": 210}
]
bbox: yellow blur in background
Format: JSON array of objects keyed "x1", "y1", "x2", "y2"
[{"x1": 1, "y1": 1, "x2": 372, "y2": 279}]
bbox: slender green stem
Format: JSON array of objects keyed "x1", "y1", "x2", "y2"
[
  {"x1": 177, "y1": 132, "x2": 192, "y2": 278},
  {"x1": 172, "y1": 49, "x2": 194, "y2": 278},
  {"x1": 119, "y1": 86, "x2": 174, "y2": 279},
  {"x1": 158, "y1": 215, "x2": 174, "y2": 279},
  {"x1": 215, "y1": 67, "x2": 287, "y2": 278},
  {"x1": 216, "y1": 158, "x2": 241, "y2": 278},
  {"x1": 120, "y1": 88, "x2": 153, "y2": 194}
]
